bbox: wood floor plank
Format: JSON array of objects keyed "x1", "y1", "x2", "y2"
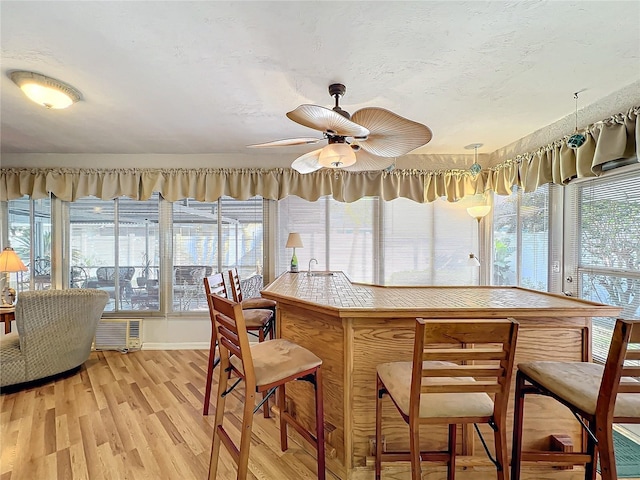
[{"x1": 0, "y1": 350, "x2": 341, "y2": 480}]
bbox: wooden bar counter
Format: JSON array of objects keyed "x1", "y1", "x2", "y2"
[{"x1": 261, "y1": 272, "x2": 621, "y2": 480}]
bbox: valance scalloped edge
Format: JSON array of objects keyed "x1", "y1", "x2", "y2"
[
  {"x1": 0, "y1": 106, "x2": 637, "y2": 204},
  {"x1": 0, "y1": 165, "x2": 486, "y2": 204}
]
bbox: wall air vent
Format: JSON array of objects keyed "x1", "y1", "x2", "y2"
[{"x1": 93, "y1": 318, "x2": 142, "y2": 352}]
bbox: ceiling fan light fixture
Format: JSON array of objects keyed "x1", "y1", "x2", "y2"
[
  {"x1": 10, "y1": 71, "x2": 81, "y2": 109},
  {"x1": 318, "y1": 143, "x2": 356, "y2": 169}
]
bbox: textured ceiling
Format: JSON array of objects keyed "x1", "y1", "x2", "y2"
[{"x1": 1, "y1": 1, "x2": 639, "y2": 162}]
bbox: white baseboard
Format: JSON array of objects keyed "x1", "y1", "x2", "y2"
[{"x1": 142, "y1": 342, "x2": 209, "y2": 350}]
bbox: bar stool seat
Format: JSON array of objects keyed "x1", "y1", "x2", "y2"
[
  {"x1": 377, "y1": 360, "x2": 495, "y2": 419},
  {"x1": 242, "y1": 308, "x2": 273, "y2": 329},
  {"x1": 230, "y1": 338, "x2": 322, "y2": 387},
  {"x1": 241, "y1": 296, "x2": 277, "y2": 311},
  {"x1": 518, "y1": 361, "x2": 640, "y2": 417}
]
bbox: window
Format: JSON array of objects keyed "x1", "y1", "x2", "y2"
[
  {"x1": 69, "y1": 195, "x2": 160, "y2": 312},
  {"x1": 277, "y1": 195, "x2": 477, "y2": 285},
  {"x1": 172, "y1": 196, "x2": 264, "y2": 312},
  {"x1": 492, "y1": 185, "x2": 550, "y2": 290},
  {"x1": 573, "y1": 171, "x2": 640, "y2": 362},
  {"x1": 6, "y1": 196, "x2": 52, "y2": 292}
]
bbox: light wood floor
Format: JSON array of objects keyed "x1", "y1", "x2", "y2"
[{"x1": 0, "y1": 349, "x2": 336, "y2": 480}]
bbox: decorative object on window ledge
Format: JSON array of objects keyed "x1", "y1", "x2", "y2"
[
  {"x1": 567, "y1": 90, "x2": 586, "y2": 149},
  {"x1": 467, "y1": 253, "x2": 481, "y2": 267},
  {"x1": 285, "y1": 233, "x2": 304, "y2": 273},
  {"x1": 10, "y1": 70, "x2": 82, "y2": 109},
  {"x1": 248, "y1": 83, "x2": 432, "y2": 174},
  {"x1": 0, "y1": 247, "x2": 28, "y2": 306},
  {"x1": 465, "y1": 143, "x2": 483, "y2": 176}
]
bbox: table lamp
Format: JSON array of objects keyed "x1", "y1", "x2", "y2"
[
  {"x1": 0, "y1": 247, "x2": 28, "y2": 306},
  {"x1": 285, "y1": 233, "x2": 304, "y2": 273}
]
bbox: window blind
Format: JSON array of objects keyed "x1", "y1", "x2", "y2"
[{"x1": 574, "y1": 169, "x2": 640, "y2": 363}]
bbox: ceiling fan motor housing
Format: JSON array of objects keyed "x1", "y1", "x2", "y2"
[{"x1": 329, "y1": 83, "x2": 351, "y2": 119}]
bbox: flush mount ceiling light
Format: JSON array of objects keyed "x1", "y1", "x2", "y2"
[
  {"x1": 10, "y1": 71, "x2": 82, "y2": 109},
  {"x1": 567, "y1": 90, "x2": 586, "y2": 149},
  {"x1": 465, "y1": 143, "x2": 483, "y2": 176}
]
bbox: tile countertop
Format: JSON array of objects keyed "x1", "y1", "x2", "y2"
[{"x1": 261, "y1": 271, "x2": 622, "y2": 317}]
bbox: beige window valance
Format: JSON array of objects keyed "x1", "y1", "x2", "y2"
[{"x1": 1, "y1": 107, "x2": 637, "y2": 203}]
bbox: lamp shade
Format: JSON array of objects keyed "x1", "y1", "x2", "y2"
[
  {"x1": 467, "y1": 205, "x2": 491, "y2": 220},
  {"x1": 10, "y1": 71, "x2": 82, "y2": 109},
  {"x1": 0, "y1": 247, "x2": 28, "y2": 272},
  {"x1": 285, "y1": 233, "x2": 304, "y2": 249},
  {"x1": 318, "y1": 143, "x2": 356, "y2": 169}
]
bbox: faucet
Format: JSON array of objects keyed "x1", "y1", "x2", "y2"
[{"x1": 308, "y1": 258, "x2": 318, "y2": 276}]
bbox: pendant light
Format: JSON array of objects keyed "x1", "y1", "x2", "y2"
[
  {"x1": 465, "y1": 143, "x2": 483, "y2": 176},
  {"x1": 567, "y1": 91, "x2": 586, "y2": 149}
]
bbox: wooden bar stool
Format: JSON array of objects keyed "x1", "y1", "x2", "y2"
[
  {"x1": 511, "y1": 318, "x2": 640, "y2": 480},
  {"x1": 228, "y1": 268, "x2": 276, "y2": 333},
  {"x1": 202, "y1": 273, "x2": 273, "y2": 416},
  {"x1": 208, "y1": 294, "x2": 325, "y2": 480},
  {"x1": 375, "y1": 318, "x2": 519, "y2": 480}
]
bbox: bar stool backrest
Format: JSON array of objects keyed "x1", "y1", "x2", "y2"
[
  {"x1": 211, "y1": 294, "x2": 256, "y2": 386},
  {"x1": 204, "y1": 273, "x2": 227, "y2": 327},
  {"x1": 598, "y1": 319, "x2": 640, "y2": 421},
  {"x1": 411, "y1": 318, "x2": 519, "y2": 418},
  {"x1": 228, "y1": 267, "x2": 244, "y2": 303}
]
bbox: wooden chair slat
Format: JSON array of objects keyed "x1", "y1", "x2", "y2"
[
  {"x1": 220, "y1": 337, "x2": 242, "y2": 359},
  {"x1": 420, "y1": 318, "x2": 514, "y2": 344},
  {"x1": 421, "y1": 382, "x2": 501, "y2": 394},
  {"x1": 421, "y1": 365, "x2": 503, "y2": 378},
  {"x1": 626, "y1": 350, "x2": 640, "y2": 361},
  {"x1": 618, "y1": 383, "x2": 640, "y2": 394},
  {"x1": 622, "y1": 366, "x2": 640, "y2": 378},
  {"x1": 422, "y1": 348, "x2": 507, "y2": 361},
  {"x1": 628, "y1": 321, "x2": 640, "y2": 343}
]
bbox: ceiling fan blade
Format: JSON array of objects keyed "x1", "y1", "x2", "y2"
[
  {"x1": 291, "y1": 149, "x2": 323, "y2": 174},
  {"x1": 341, "y1": 149, "x2": 395, "y2": 172},
  {"x1": 350, "y1": 107, "x2": 432, "y2": 157},
  {"x1": 287, "y1": 105, "x2": 370, "y2": 138},
  {"x1": 247, "y1": 137, "x2": 322, "y2": 148}
]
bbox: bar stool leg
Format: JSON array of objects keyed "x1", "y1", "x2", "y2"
[
  {"x1": 595, "y1": 419, "x2": 617, "y2": 480},
  {"x1": 409, "y1": 420, "x2": 421, "y2": 480},
  {"x1": 237, "y1": 384, "x2": 257, "y2": 480},
  {"x1": 511, "y1": 371, "x2": 526, "y2": 480},
  {"x1": 494, "y1": 417, "x2": 507, "y2": 480},
  {"x1": 584, "y1": 424, "x2": 598, "y2": 480},
  {"x1": 258, "y1": 329, "x2": 270, "y2": 418},
  {"x1": 448, "y1": 424, "x2": 456, "y2": 480},
  {"x1": 209, "y1": 367, "x2": 230, "y2": 480},
  {"x1": 314, "y1": 367, "x2": 326, "y2": 480},
  {"x1": 375, "y1": 375, "x2": 383, "y2": 480},
  {"x1": 203, "y1": 337, "x2": 217, "y2": 415},
  {"x1": 278, "y1": 383, "x2": 289, "y2": 451}
]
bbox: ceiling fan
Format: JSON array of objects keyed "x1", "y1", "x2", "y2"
[{"x1": 248, "y1": 83, "x2": 433, "y2": 174}]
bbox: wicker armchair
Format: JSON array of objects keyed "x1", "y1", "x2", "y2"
[{"x1": 0, "y1": 289, "x2": 109, "y2": 388}]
